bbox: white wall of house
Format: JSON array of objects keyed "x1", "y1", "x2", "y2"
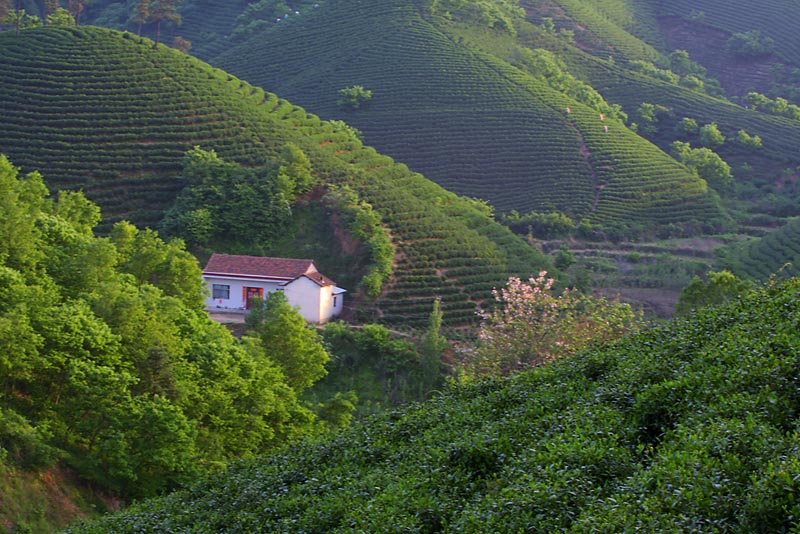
[
  {"x1": 203, "y1": 275, "x2": 285, "y2": 310},
  {"x1": 284, "y1": 276, "x2": 326, "y2": 323},
  {"x1": 204, "y1": 274, "x2": 344, "y2": 324},
  {"x1": 332, "y1": 288, "x2": 345, "y2": 317}
]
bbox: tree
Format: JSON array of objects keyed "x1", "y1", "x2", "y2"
[
  {"x1": 0, "y1": 0, "x2": 10, "y2": 22},
  {"x1": 735, "y1": 129, "x2": 763, "y2": 150},
  {"x1": 46, "y1": 7, "x2": 73, "y2": 26},
  {"x1": 676, "y1": 270, "x2": 753, "y2": 316},
  {"x1": 420, "y1": 299, "x2": 446, "y2": 393},
  {"x1": 337, "y1": 85, "x2": 373, "y2": 110},
  {"x1": 110, "y1": 221, "x2": 205, "y2": 310},
  {"x1": 672, "y1": 141, "x2": 733, "y2": 192},
  {"x1": 277, "y1": 142, "x2": 313, "y2": 195},
  {"x1": 171, "y1": 35, "x2": 191, "y2": 53},
  {"x1": 148, "y1": 0, "x2": 182, "y2": 47},
  {"x1": 677, "y1": 117, "x2": 698, "y2": 134},
  {"x1": 135, "y1": 0, "x2": 149, "y2": 35},
  {"x1": 727, "y1": 30, "x2": 775, "y2": 57},
  {"x1": 67, "y1": 0, "x2": 87, "y2": 26},
  {"x1": 743, "y1": 91, "x2": 769, "y2": 111},
  {"x1": 467, "y1": 272, "x2": 641, "y2": 376},
  {"x1": 246, "y1": 292, "x2": 330, "y2": 393},
  {"x1": 699, "y1": 122, "x2": 725, "y2": 148}
]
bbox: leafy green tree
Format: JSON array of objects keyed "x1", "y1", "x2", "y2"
[
  {"x1": 735, "y1": 129, "x2": 763, "y2": 150},
  {"x1": 160, "y1": 147, "x2": 292, "y2": 252},
  {"x1": 727, "y1": 30, "x2": 775, "y2": 57},
  {"x1": 420, "y1": 299, "x2": 446, "y2": 393},
  {"x1": 147, "y1": 0, "x2": 182, "y2": 47},
  {"x1": 135, "y1": 0, "x2": 148, "y2": 35},
  {"x1": 110, "y1": 221, "x2": 205, "y2": 310},
  {"x1": 743, "y1": 91, "x2": 769, "y2": 111},
  {"x1": 675, "y1": 270, "x2": 753, "y2": 316},
  {"x1": 246, "y1": 292, "x2": 330, "y2": 393},
  {"x1": 677, "y1": 117, "x2": 698, "y2": 134},
  {"x1": 277, "y1": 142, "x2": 314, "y2": 195},
  {"x1": 699, "y1": 122, "x2": 725, "y2": 148},
  {"x1": 0, "y1": 153, "x2": 322, "y2": 501},
  {"x1": 672, "y1": 141, "x2": 733, "y2": 191},
  {"x1": 0, "y1": 155, "x2": 47, "y2": 271},
  {"x1": 337, "y1": 85, "x2": 373, "y2": 110}
]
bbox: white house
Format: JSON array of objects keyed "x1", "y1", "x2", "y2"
[{"x1": 202, "y1": 253, "x2": 346, "y2": 324}]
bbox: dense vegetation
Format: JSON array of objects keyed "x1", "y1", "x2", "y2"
[
  {"x1": 0, "y1": 25, "x2": 550, "y2": 327},
  {"x1": 0, "y1": 154, "x2": 338, "y2": 526},
  {"x1": 67, "y1": 277, "x2": 800, "y2": 532}
]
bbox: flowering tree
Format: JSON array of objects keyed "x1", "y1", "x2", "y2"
[{"x1": 468, "y1": 272, "x2": 641, "y2": 376}]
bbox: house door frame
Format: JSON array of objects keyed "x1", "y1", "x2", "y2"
[{"x1": 243, "y1": 286, "x2": 264, "y2": 309}]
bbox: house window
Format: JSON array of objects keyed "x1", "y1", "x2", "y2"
[
  {"x1": 212, "y1": 284, "x2": 230, "y2": 299},
  {"x1": 333, "y1": 295, "x2": 338, "y2": 307}
]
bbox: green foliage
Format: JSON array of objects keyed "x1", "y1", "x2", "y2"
[
  {"x1": 698, "y1": 122, "x2": 726, "y2": 148},
  {"x1": 324, "y1": 186, "x2": 394, "y2": 300},
  {"x1": 718, "y1": 217, "x2": 800, "y2": 280},
  {"x1": 501, "y1": 210, "x2": 576, "y2": 239},
  {"x1": 313, "y1": 321, "x2": 430, "y2": 408},
  {"x1": 513, "y1": 47, "x2": 627, "y2": 121},
  {"x1": 735, "y1": 129, "x2": 763, "y2": 150},
  {"x1": 336, "y1": 85, "x2": 373, "y2": 110},
  {"x1": 420, "y1": 299, "x2": 447, "y2": 392},
  {"x1": 672, "y1": 141, "x2": 733, "y2": 192},
  {"x1": 160, "y1": 147, "x2": 292, "y2": 253},
  {"x1": 425, "y1": 0, "x2": 523, "y2": 35},
  {"x1": 246, "y1": 291, "x2": 330, "y2": 393},
  {"x1": 466, "y1": 272, "x2": 642, "y2": 376},
  {"x1": 727, "y1": 30, "x2": 775, "y2": 58},
  {"x1": 66, "y1": 277, "x2": 800, "y2": 533},
  {"x1": 0, "y1": 155, "x2": 322, "y2": 501},
  {"x1": 675, "y1": 270, "x2": 753, "y2": 316},
  {"x1": 677, "y1": 116, "x2": 699, "y2": 134},
  {"x1": 46, "y1": 7, "x2": 73, "y2": 26}
]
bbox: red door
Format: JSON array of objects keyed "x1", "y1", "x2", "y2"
[{"x1": 243, "y1": 287, "x2": 264, "y2": 309}]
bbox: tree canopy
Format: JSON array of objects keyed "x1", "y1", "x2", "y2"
[{"x1": 0, "y1": 154, "x2": 322, "y2": 499}]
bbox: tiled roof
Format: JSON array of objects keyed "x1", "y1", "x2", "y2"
[
  {"x1": 203, "y1": 253, "x2": 316, "y2": 279},
  {"x1": 296, "y1": 272, "x2": 337, "y2": 287}
]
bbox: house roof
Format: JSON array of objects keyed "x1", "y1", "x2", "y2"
[
  {"x1": 291, "y1": 272, "x2": 337, "y2": 288},
  {"x1": 203, "y1": 253, "x2": 317, "y2": 280}
]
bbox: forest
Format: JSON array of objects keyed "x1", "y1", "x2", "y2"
[{"x1": 1, "y1": 0, "x2": 800, "y2": 531}]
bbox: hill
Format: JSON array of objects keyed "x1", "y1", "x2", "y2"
[
  {"x1": 717, "y1": 217, "x2": 800, "y2": 280},
  {"x1": 658, "y1": 0, "x2": 800, "y2": 64},
  {"x1": 65, "y1": 278, "x2": 800, "y2": 532},
  {"x1": 0, "y1": 26, "x2": 550, "y2": 327},
  {"x1": 204, "y1": 0, "x2": 723, "y2": 231}
]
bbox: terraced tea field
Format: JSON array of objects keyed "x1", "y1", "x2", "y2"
[
  {"x1": 0, "y1": 26, "x2": 549, "y2": 327},
  {"x1": 210, "y1": 0, "x2": 722, "y2": 231},
  {"x1": 658, "y1": 0, "x2": 800, "y2": 63}
]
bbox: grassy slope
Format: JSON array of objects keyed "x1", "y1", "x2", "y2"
[
  {"x1": 66, "y1": 278, "x2": 800, "y2": 533},
  {"x1": 208, "y1": 0, "x2": 721, "y2": 229},
  {"x1": 657, "y1": 0, "x2": 800, "y2": 63},
  {"x1": 0, "y1": 26, "x2": 549, "y2": 326},
  {"x1": 718, "y1": 217, "x2": 800, "y2": 280}
]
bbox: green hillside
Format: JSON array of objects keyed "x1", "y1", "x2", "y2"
[
  {"x1": 66, "y1": 278, "x2": 800, "y2": 533},
  {"x1": 658, "y1": 0, "x2": 800, "y2": 63},
  {"x1": 0, "y1": 26, "x2": 551, "y2": 327},
  {"x1": 522, "y1": 0, "x2": 664, "y2": 62},
  {"x1": 718, "y1": 217, "x2": 800, "y2": 280},
  {"x1": 206, "y1": 0, "x2": 722, "y2": 231}
]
